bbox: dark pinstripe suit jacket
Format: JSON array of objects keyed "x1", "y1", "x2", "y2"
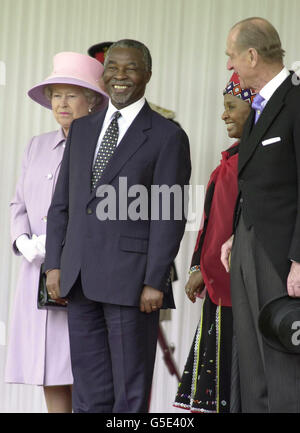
[{"x1": 235, "y1": 72, "x2": 300, "y2": 290}]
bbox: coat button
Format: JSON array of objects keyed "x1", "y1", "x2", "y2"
[
  {"x1": 47, "y1": 173, "x2": 53, "y2": 179},
  {"x1": 240, "y1": 197, "x2": 243, "y2": 203},
  {"x1": 87, "y1": 208, "x2": 93, "y2": 215}
]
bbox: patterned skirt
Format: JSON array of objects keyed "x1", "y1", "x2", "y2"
[{"x1": 174, "y1": 293, "x2": 233, "y2": 413}]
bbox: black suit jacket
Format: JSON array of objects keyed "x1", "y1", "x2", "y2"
[
  {"x1": 44, "y1": 101, "x2": 191, "y2": 308},
  {"x1": 236, "y1": 72, "x2": 300, "y2": 285}
]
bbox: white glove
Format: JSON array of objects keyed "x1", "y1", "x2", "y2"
[
  {"x1": 16, "y1": 234, "x2": 45, "y2": 263},
  {"x1": 35, "y1": 234, "x2": 46, "y2": 256}
]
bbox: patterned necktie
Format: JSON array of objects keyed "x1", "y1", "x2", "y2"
[
  {"x1": 252, "y1": 94, "x2": 265, "y2": 124},
  {"x1": 91, "y1": 111, "x2": 121, "y2": 190}
]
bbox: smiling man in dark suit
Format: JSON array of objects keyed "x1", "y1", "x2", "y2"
[
  {"x1": 44, "y1": 39, "x2": 191, "y2": 413},
  {"x1": 221, "y1": 18, "x2": 300, "y2": 412}
]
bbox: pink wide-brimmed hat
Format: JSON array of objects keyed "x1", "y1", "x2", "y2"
[{"x1": 28, "y1": 51, "x2": 108, "y2": 111}]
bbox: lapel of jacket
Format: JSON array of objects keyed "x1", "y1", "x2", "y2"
[
  {"x1": 238, "y1": 73, "x2": 293, "y2": 175},
  {"x1": 88, "y1": 101, "x2": 152, "y2": 203},
  {"x1": 241, "y1": 109, "x2": 255, "y2": 143}
]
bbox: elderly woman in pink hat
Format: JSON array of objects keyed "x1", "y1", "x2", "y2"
[{"x1": 5, "y1": 52, "x2": 108, "y2": 412}]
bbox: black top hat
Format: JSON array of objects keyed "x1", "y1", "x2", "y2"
[
  {"x1": 258, "y1": 294, "x2": 300, "y2": 354},
  {"x1": 88, "y1": 41, "x2": 114, "y2": 64}
]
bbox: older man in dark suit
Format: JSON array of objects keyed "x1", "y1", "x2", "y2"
[
  {"x1": 44, "y1": 39, "x2": 191, "y2": 413},
  {"x1": 221, "y1": 18, "x2": 300, "y2": 412}
]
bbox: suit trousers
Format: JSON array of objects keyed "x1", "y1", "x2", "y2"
[
  {"x1": 67, "y1": 276, "x2": 160, "y2": 413},
  {"x1": 230, "y1": 215, "x2": 300, "y2": 413}
]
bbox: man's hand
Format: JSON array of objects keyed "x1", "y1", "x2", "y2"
[
  {"x1": 140, "y1": 285, "x2": 164, "y2": 313},
  {"x1": 185, "y1": 270, "x2": 205, "y2": 303},
  {"x1": 287, "y1": 261, "x2": 300, "y2": 297},
  {"x1": 45, "y1": 269, "x2": 66, "y2": 305},
  {"x1": 221, "y1": 235, "x2": 234, "y2": 272}
]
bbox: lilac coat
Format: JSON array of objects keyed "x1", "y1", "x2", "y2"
[{"x1": 5, "y1": 129, "x2": 73, "y2": 385}]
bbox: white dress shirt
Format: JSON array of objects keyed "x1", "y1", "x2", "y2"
[
  {"x1": 259, "y1": 66, "x2": 290, "y2": 109},
  {"x1": 93, "y1": 97, "x2": 146, "y2": 165}
]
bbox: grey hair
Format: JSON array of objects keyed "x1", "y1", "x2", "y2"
[
  {"x1": 104, "y1": 39, "x2": 152, "y2": 72},
  {"x1": 232, "y1": 17, "x2": 285, "y2": 63},
  {"x1": 44, "y1": 85, "x2": 103, "y2": 112}
]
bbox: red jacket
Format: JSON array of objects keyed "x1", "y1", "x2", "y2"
[{"x1": 191, "y1": 143, "x2": 238, "y2": 306}]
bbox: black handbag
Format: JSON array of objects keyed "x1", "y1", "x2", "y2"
[{"x1": 37, "y1": 266, "x2": 67, "y2": 310}]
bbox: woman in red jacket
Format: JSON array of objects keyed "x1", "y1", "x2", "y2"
[{"x1": 174, "y1": 73, "x2": 256, "y2": 413}]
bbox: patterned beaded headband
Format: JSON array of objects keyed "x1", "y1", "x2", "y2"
[{"x1": 223, "y1": 72, "x2": 257, "y2": 105}]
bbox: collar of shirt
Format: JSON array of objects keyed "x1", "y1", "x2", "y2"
[
  {"x1": 93, "y1": 97, "x2": 146, "y2": 165},
  {"x1": 104, "y1": 96, "x2": 146, "y2": 133},
  {"x1": 259, "y1": 66, "x2": 290, "y2": 109}
]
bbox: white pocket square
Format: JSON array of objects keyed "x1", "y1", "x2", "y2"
[{"x1": 262, "y1": 137, "x2": 281, "y2": 146}]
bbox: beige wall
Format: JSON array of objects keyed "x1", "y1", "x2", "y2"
[{"x1": 1, "y1": 0, "x2": 300, "y2": 412}]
